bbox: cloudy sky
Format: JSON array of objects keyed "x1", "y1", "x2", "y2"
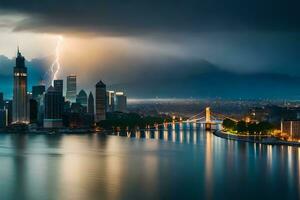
[{"x1": 0, "y1": 0, "x2": 300, "y2": 99}]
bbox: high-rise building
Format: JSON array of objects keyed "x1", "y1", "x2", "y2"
[
  {"x1": 32, "y1": 85, "x2": 45, "y2": 100},
  {"x1": 88, "y1": 92, "x2": 94, "y2": 115},
  {"x1": 54, "y1": 80, "x2": 63, "y2": 97},
  {"x1": 106, "y1": 91, "x2": 115, "y2": 112},
  {"x1": 115, "y1": 92, "x2": 127, "y2": 113},
  {"x1": 66, "y1": 75, "x2": 76, "y2": 103},
  {"x1": 76, "y1": 89, "x2": 88, "y2": 112},
  {"x1": 0, "y1": 92, "x2": 4, "y2": 109},
  {"x1": 36, "y1": 94, "x2": 44, "y2": 127},
  {"x1": 95, "y1": 81, "x2": 106, "y2": 122},
  {"x1": 4, "y1": 100, "x2": 12, "y2": 125},
  {"x1": 44, "y1": 86, "x2": 64, "y2": 128},
  {"x1": 0, "y1": 92, "x2": 6, "y2": 128},
  {"x1": 12, "y1": 48, "x2": 29, "y2": 124},
  {"x1": 0, "y1": 110, "x2": 7, "y2": 128},
  {"x1": 29, "y1": 99, "x2": 38, "y2": 124}
]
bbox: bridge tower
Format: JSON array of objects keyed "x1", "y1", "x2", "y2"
[{"x1": 205, "y1": 107, "x2": 212, "y2": 130}]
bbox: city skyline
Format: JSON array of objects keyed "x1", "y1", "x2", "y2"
[
  {"x1": 0, "y1": 48, "x2": 128, "y2": 129},
  {"x1": 1, "y1": 2, "x2": 300, "y2": 200}
]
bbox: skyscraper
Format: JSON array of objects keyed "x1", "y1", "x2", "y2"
[
  {"x1": 88, "y1": 92, "x2": 94, "y2": 115},
  {"x1": 76, "y1": 90, "x2": 88, "y2": 112},
  {"x1": 4, "y1": 100, "x2": 12, "y2": 125},
  {"x1": 66, "y1": 75, "x2": 76, "y2": 103},
  {"x1": 29, "y1": 99, "x2": 38, "y2": 124},
  {"x1": 0, "y1": 92, "x2": 6, "y2": 128},
  {"x1": 32, "y1": 85, "x2": 45, "y2": 100},
  {"x1": 0, "y1": 110, "x2": 7, "y2": 128},
  {"x1": 115, "y1": 92, "x2": 127, "y2": 113},
  {"x1": 54, "y1": 80, "x2": 63, "y2": 96},
  {"x1": 12, "y1": 48, "x2": 29, "y2": 124},
  {"x1": 106, "y1": 91, "x2": 115, "y2": 112},
  {"x1": 0, "y1": 92, "x2": 4, "y2": 109},
  {"x1": 95, "y1": 81, "x2": 106, "y2": 122},
  {"x1": 44, "y1": 86, "x2": 64, "y2": 128}
]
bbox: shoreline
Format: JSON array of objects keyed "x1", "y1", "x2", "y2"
[
  {"x1": 213, "y1": 130, "x2": 300, "y2": 147},
  {"x1": 0, "y1": 129, "x2": 99, "y2": 135}
]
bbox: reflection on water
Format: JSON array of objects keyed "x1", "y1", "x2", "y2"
[{"x1": 0, "y1": 123, "x2": 299, "y2": 199}]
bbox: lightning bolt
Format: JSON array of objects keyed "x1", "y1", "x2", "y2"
[{"x1": 50, "y1": 35, "x2": 63, "y2": 86}]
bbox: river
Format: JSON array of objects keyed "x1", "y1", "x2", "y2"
[{"x1": 0, "y1": 123, "x2": 299, "y2": 199}]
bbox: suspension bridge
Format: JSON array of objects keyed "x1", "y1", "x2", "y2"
[{"x1": 159, "y1": 107, "x2": 238, "y2": 130}]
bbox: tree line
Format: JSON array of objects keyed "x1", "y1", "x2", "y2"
[{"x1": 222, "y1": 118, "x2": 274, "y2": 135}]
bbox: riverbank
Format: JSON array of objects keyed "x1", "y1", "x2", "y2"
[
  {"x1": 213, "y1": 130, "x2": 300, "y2": 147},
  {"x1": 0, "y1": 128, "x2": 98, "y2": 134}
]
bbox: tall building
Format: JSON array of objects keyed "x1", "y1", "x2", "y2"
[
  {"x1": 0, "y1": 92, "x2": 4, "y2": 109},
  {"x1": 76, "y1": 89, "x2": 88, "y2": 112},
  {"x1": 0, "y1": 110, "x2": 7, "y2": 128},
  {"x1": 95, "y1": 81, "x2": 106, "y2": 122},
  {"x1": 12, "y1": 48, "x2": 29, "y2": 124},
  {"x1": 54, "y1": 80, "x2": 63, "y2": 96},
  {"x1": 32, "y1": 85, "x2": 45, "y2": 100},
  {"x1": 44, "y1": 86, "x2": 64, "y2": 128},
  {"x1": 29, "y1": 99, "x2": 38, "y2": 124},
  {"x1": 66, "y1": 75, "x2": 76, "y2": 103},
  {"x1": 88, "y1": 92, "x2": 94, "y2": 115},
  {"x1": 0, "y1": 92, "x2": 6, "y2": 128},
  {"x1": 281, "y1": 120, "x2": 300, "y2": 139},
  {"x1": 106, "y1": 91, "x2": 115, "y2": 112},
  {"x1": 36, "y1": 94, "x2": 45, "y2": 127},
  {"x1": 115, "y1": 92, "x2": 127, "y2": 113},
  {"x1": 4, "y1": 100, "x2": 12, "y2": 125}
]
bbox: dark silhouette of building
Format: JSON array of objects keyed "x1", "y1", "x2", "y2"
[
  {"x1": 32, "y1": 85, "x2": 45, "y2": 100},
  {"x1": 29, "y1": 99, "x2": 38, "y2": 124},
  {"x1": 95, "y1": 81, "x2": 106, "y2": 122},
  {"x1": 54, "y1": 80, "x2": 63, "y2": 96},
  {"x1": 13, "y1": 48, "x2": 29, "y2": 124},
  {"x1": 76, "y1": 89, "x2": 87, "y2": 112},
  {"x1": 115, "y1": 92, "x2": 127, "y2": 113},
  {"x1": 4, "y1": 100, "x2": 12, "y2": 125},
  {"x1": 88, "y1": 92, "x2": 94, "y2": 115},
  {"x1": 66, "y1": 75, "x2": 76, "y2": 103},
  {"x1": 71, "y1": 102, "x2": 85, "y2": 113},
  {"x1": 0, "y1": 92, "x2": 4, "y2": 109},
  {"x1": 44, "y1": 86, "x2": 64, "y2": 128},
  {"x1": 0, "y1": 110, "x2": 6, "y2": 128},
  {"x1": 0, "y1": 92, "x2": 6, "y2": 128}
]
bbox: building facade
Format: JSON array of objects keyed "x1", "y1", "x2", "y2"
[
  {"x1": 106, "y1": 91, "x2": 115, "y2": 112},
  {"x1": 281, "y1": 120, "x2": 300, "y2": 139},
  {"x1": 12, "y1": 48, "x2": 29, "y2": 124},
  {"x1": 29, "y1": 99, "x2": 38, "y2": 124},
  {"x1": 66, "y1": 75, "x2": 76, "y2": 103},
  {"x1": 76, "y1": 89, "x2": 88, "y2": 112},
  {"x1": 88, "y1": 92, "x2": 94, "y2": 115},
  {"x1": 0, "y1": 92, "x2": 4, "y2": 109},
  {"x1": 54, "y1": 80, "x2": 63, "y2": 96},
  {"x1": 95, "y1": 81, "x2": 106, "y2": 122},
  {"x1": 115, "y1": 92, "x2": 127, "y2": 113},
  {"x1": 0, "y1": 110, "x2": 7, "y2": 128},
  {"x1": 44, "y1": 86, "x2": 64, "y2": 128},
  {"x1": 4, "y1": 100, "x2": 12, "y2": 125}
]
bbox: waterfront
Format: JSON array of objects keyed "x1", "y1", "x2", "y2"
[{"x1": 0, "y1": 125, "x2": 300, "y2": 200}]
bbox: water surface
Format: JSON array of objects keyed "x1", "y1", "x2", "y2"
[{"x1": 0, "y1": 125, "x2": 299, "y2": 200}]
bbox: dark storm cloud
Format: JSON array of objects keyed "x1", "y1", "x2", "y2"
[{"x1": 0, "y1": 0, "x2": 299, "y2": 34}]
